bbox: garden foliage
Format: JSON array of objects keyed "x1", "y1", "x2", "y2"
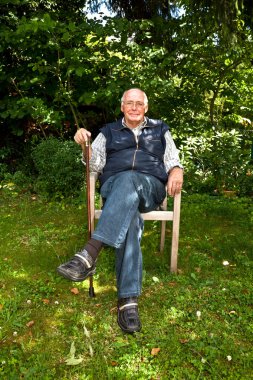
[
  {"x1": 31, "y1": 138, "x2": 84, "y2": 197},
  {"x1": 0, "y1": 0, "x2": 253, "y2": 195}
]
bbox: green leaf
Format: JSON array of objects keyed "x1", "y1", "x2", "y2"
[
  {"x1": 65, "y1": 357, "x2": 84, "y2": 366},
  {"x1": 65, "y1": 342, "x2": 84, "y2": 366}
]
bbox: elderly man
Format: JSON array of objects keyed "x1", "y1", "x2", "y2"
[{"x1": 57, "y1": 88, "x2": 183, "y2": 333}]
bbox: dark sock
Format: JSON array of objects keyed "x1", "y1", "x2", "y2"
[{"x1": 83, "y1": 238, "x2": 103, "y2": 261}]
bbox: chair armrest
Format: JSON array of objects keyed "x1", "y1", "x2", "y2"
[{"x1": 90, "y1": 172, "x2": 99, "y2": 181}]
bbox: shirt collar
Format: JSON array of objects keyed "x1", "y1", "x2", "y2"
[{"x1": 122, "y1": 116, "x2": 147, "y2": 129}]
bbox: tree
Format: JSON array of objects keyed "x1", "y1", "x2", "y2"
[
  {"x1": 1, "y1": 0, "x2": 252, "y2": 194},
  {"x1": 88, "y1": 0, "x2": 253, "y2": 32}
]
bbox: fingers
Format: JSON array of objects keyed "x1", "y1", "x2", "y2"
[
  {"x1": 168, "y1": 182, "x2": 182, "y2": 197},
  {"x1": 167, "y1": 167, "x2": 183, "y2": 197},
  {"x1": 74, "y1": 128, "x2": 91, "y2": 145}
]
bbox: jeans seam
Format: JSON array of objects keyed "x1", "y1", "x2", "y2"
[
  {"x1": 115, "y1": 199, "x2": 139, "y2": 246},
  {"x1": 118, "y1": 291, "x2": 140, "y2": 298},
  {"x1": 92, "y1": 233, "x2": 121, "y2": 248}
]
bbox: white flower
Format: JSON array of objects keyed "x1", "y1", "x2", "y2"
[
  {"x1": 1, "y1": 361, "x2": 6, "y2": 365},
  {"x1": 54, "y1": 301, "x2": 59, "y2": 305},
  {"x1": 201, "y1": 357, "x2": 206, "y2": 363},
  {"x1": 196, "y1": 310, "x2": 201, "y2": 320},
  {"x1": 227, "y1": 355, "x2": 232, "y2": 361},
  {"x1": 222, "y1": 288, "x2": 226, "y2": 291},
  {"x1": 27, "y1": 300, "x2": 32, "y2": 304},
  {"x1": 13, "y1": 331, "x2": 18, "y2": 337},
  {"x1": 223, "y1": 260, "x2": 229, "y2": 266}
]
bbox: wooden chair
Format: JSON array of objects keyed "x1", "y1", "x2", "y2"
[{"x1": 89, "y1": 172, "x2": 181, "y2": 273}]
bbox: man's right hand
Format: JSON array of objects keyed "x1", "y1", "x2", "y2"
[{"x1": 74, "y1": 128, "x2": 91, "y2": 145}]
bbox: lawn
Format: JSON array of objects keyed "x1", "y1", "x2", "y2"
[{"x1": 0, "y1": 187, "x2": 253, "y2": 379}]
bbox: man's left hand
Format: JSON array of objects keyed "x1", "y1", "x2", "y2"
[{"x1": 167, "y1": 167, "x2": 183, "y2": 197}]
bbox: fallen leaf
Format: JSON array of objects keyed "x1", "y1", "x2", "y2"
[
  {"x1": 65, "y1": 342, "x2": 84, "y2": 366},
  {"x1": 179, "y1": 338, "x2": 189, "y2": 344},
  {"x1": 26, "y1": 320, "x2": 35, "y2": 328},
  {"x1": 71, "y1": 288, "x2": 79, "y2": 295},
  {"x1": 151, "y1": 347, "x2": 161, "y2": 356},
  {"x1": 111, "y1": 361, "x2": 118, "y2": 366},
  {"x1": 42, "y1": 299, "x2": 50, "y2": 304},
  {"x1": 65, "y1": 357, "x2": 83, "y2": 366}
]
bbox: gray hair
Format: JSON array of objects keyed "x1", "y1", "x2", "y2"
[{"x1": 121, "y1": 88, "x2": 148, "y2": 105}]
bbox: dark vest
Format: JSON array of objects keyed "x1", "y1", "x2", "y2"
[{"x1": 99, "y1": 117, "x2": 169, "y2": 186}]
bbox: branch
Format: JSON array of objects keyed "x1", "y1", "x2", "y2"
[
  {"x1": 69, "y1": 102, "x2": 80, "y2": 130},
  {"x1": 209, "y1": 57, "x2": 244, "y2": 125}
]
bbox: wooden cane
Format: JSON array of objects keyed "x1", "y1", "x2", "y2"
[{"x1": 83, "y1": 139, "x2": 95, "y2": 298}]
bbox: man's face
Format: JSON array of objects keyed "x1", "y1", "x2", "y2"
[{"x1": 121, "y1": 89, "x2": 148, "y2": 128}]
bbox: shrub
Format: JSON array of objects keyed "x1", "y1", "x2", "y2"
[
  {"x1": 180, "y1": 128, "x2": 252, "y2": 195},
  {"x1": 237, "y1": 165, "x2": 253, "y2": 196},
  {"x1": 0, "y1": 163, "x2": 9, "y2": 181},
  {"x1": 32, "y1": 138, "x2": 84, "y2": 197}
]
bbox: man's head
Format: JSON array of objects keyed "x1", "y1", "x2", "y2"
[{"x1": 121, "y1": 88, "x2": 148, "y2": 128}]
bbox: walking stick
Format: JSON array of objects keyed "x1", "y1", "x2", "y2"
[{"x1": 83, "y1": 139, "x2": 95, "y2": 298}]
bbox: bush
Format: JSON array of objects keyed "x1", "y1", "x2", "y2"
[
  {"x1": 180, "y1": 128, "x2": 252, "y2": 195},
  {"x1": 32, "y1": 138, "x2": 84, "y2": 197},
  {"x1": 0, "y1": 163, "x2": 9, "y2": 181},
  {"x1": 237, "y1": 165, "x2": 253, "y2": 196}
]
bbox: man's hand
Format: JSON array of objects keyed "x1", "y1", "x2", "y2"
[
  {"x1": 167, "y1": 167, "x2": 183, "y2": 197},
  {"x1": 74, "y1": 128, "x2": 91, "y2": 145},
  {"x1": 74, "y1": 128, "x2": 92, "y2": 159}
]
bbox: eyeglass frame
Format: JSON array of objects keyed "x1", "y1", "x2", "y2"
[{"x1": 123, "y1": 101, "x2": 148, "y2": 109}]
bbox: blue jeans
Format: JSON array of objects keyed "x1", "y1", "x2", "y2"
[{"x1": 92, "y1": 171, "x2": 166, "y2": 299}]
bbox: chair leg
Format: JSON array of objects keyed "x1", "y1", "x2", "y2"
[
  {"x1": 170, "y1": 192, "x2": 181, "y2": 273},
  {"x1": 160, "y1": 221, "x2": 166, "y2": 252}
]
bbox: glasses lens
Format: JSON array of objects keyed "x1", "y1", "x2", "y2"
[{"x1": 125, "y1": 101, "x2": 144, "y2": 108}]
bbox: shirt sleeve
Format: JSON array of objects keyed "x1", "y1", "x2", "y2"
[
  {"x1": 81, "y1": 132, "x2": 107, "y2": 173},
  {"x1": 163, "y1": 130, "x2": 183, "y2": 173}
]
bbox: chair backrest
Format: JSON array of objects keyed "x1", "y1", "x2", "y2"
[{"x1": 89, "y1": 172, "x2": 181, "y2": 272}]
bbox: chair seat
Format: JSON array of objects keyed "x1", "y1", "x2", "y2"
[{"x1": 94, "y1": 210, "x2": 174, "y2": 220}]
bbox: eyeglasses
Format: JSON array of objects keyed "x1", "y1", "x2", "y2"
[{"x1": 123, "y1": 101, "x2": 145, "y2": 109}]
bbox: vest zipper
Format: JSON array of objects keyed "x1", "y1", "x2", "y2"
[{"x1": 132, "y1": 135, "x2": 139, "y2": 170}]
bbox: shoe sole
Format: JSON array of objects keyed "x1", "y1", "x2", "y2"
[{"x1": 57, "y1": 266, "x2": 96, "y2": 282}]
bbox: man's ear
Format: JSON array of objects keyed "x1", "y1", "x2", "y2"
[{"x1": 144, "y1": 105, "x2": 148, "y2": 114}]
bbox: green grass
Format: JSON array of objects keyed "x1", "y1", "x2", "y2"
[{"x1": 0, "y1": 189, "x2": 253, "y2": 379}]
